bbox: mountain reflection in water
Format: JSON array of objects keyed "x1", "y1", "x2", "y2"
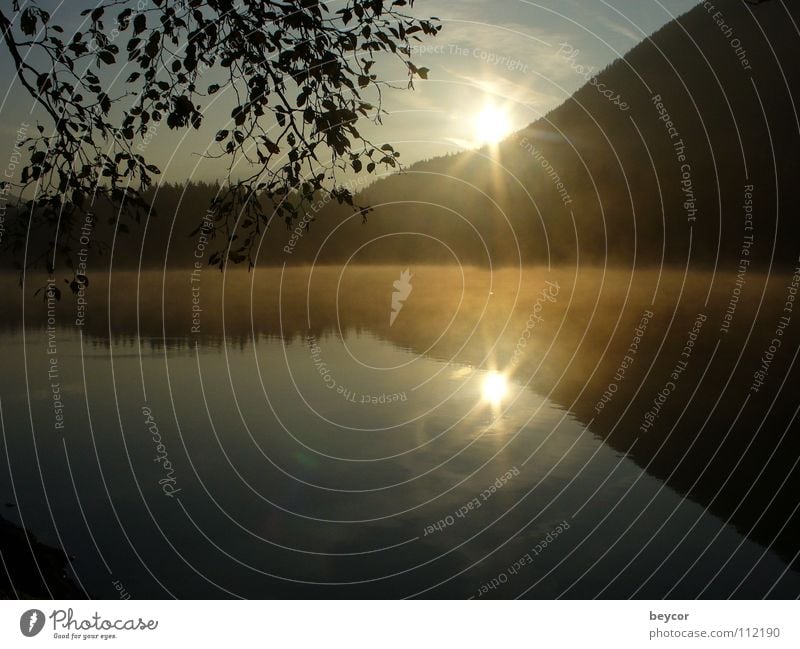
[{"x1": 0, "y1": 265, "x2": 798, "y2": 598}]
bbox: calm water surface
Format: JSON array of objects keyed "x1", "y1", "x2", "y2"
[{"x1": 1, "y1": 266, "x2": 798, "y2": 598}]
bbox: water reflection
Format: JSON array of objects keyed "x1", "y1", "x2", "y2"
[
  {"x1": 1, "y1": 266, "x2": 798, "y2": 598},
  {"x1": 481, "y1": 371, "x2": 509, "y2": 409}
]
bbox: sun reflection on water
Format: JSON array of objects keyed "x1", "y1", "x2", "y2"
[{"x1": 481, "y1": 371, "x2": 509, "y2": 407}]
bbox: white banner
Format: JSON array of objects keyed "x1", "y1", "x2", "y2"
[{"x1": 0, "y1": 600, "x2": 796, "y2": 648}]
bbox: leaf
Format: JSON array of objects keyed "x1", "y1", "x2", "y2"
[
  {"x1": 133, "y1": 13, "x2": 146, "y2": 35},
  {"x1": 145, "y1": 36, "x2": 159, "y2": 59},
  {"x1": 98, "y1": 50, "x2": 116, "y2": 65},
  {"x1": 20, "y1": 8, "x2": 37, "y2": 36},
  {"x1": 98, "y1": 93, "x2": 111, "y2": 114},
  {"x1": 417, "y1": 67, "x2": 429, "y2": 80},
  {"x1": 232, "y1": 105, "x2": 246, "y2": 126}
]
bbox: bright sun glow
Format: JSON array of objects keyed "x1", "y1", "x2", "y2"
[
  {"x1": 482, "y1": 371, "x2": 509, "y2": 406},
  {"x1": 473, "y1": 105, "x2": 512, "y2": 145}
]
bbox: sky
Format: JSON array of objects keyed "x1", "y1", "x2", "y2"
[{"x1": 0, "y1": 0, "x2": 701, "y2": 185}]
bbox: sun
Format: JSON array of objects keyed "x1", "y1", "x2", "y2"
[
  {"x1": 482, "y1": 371, "x2": 509, "y2": 407},
  {"x1": 472, "y1": 104, "x2": 512, "y2": 146}
]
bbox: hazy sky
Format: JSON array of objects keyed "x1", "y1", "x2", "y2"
[{"x1": 0, "y1": 0, "x2": 701, "y2": 184}]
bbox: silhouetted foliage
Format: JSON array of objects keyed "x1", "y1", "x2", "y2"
[{"x1": 0, "y1": 0, "x2": 440, "y2": 278}]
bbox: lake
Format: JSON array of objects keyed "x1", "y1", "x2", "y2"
[{"x1": 1, "y1": 265, "x2": 799, "y2": 598}]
